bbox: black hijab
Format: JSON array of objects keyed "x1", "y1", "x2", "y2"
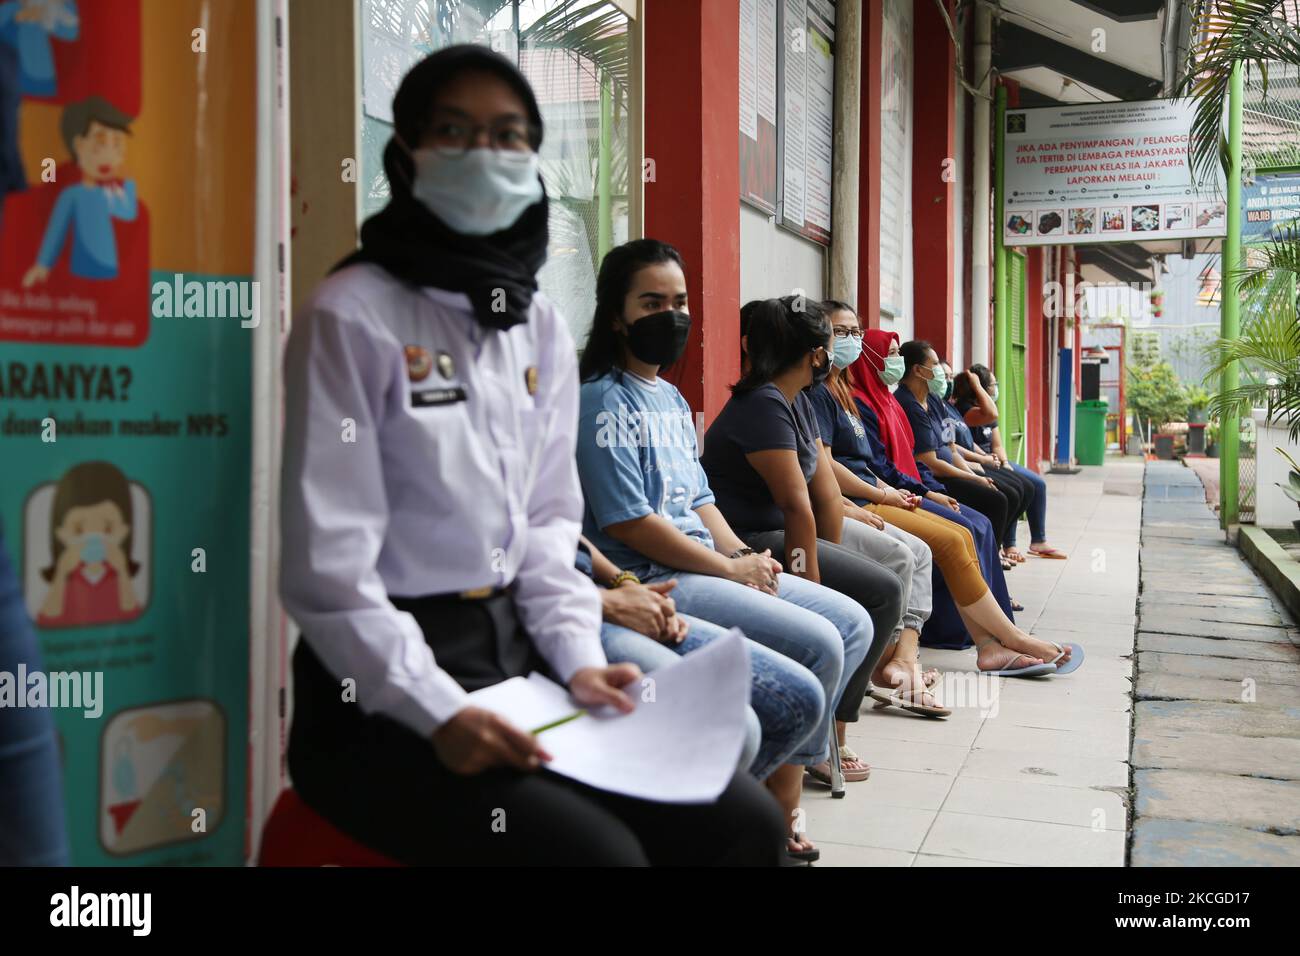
[{"x1": 336, "y1": 45, "x2": 548, "y2": 332}]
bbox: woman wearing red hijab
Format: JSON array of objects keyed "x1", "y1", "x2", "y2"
[
  {"x1": 847, "y1": 330, "x2": 1082, "y2": 673},
  {"x1": 847, "y1": 330, "x2": 1013, "y2": 622},
  {"x1": 846, "y1": 332, "x2": 1016, "y2": 637}
]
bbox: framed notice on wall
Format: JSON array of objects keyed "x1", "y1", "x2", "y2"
[
  {"x1": 1002, "y1": 98, "x2": 1227, "y2": 247},
  {"x1": 740, "y1": 0, "x2": 779, "y2": 213},
  {"x1": 764, "y1": 0, "x2": 834, "y2": 245}
]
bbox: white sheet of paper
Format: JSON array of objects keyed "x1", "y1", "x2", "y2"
[{"x1": 466, "y1": 629, "x2": 751, "y2": 804}]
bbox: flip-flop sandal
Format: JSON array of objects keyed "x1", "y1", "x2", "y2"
[
  {"x1": 1004, "y1": 548, "x2": 1026, "y2": 563},
  {"x1": 869, "y1": 686, "x2": 952, "y2": 718},
  {"x1": 1029, "y1": 546, "x2": 1068, "y2": 559},
  {"x1": 978, "y1": 651, "x2": 1057, "y2": 678},
  {"x1": 1011, "y1": 600, "x2": 1025, "y2": 612},
  {"x1": 785, "y1": 840, "x2": 820, "y2": 864},
  {"x1": 1001, "y1": 559, "x2": 1015, "y2": 571},
  {"x1": 1046, "y1": 641, "x2": 1085, "y2": 675},
  {"x1": 837, "y1": 744, "x2": 873, "y2": 778}
]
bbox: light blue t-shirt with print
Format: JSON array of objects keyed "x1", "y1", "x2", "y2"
[{"x1": 576, "y1": 369, "x2": 716, "y2": 579}]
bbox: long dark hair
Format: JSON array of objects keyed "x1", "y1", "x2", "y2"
[
  {"x1": 821, "y1": 299, "x2": 861, "y2": 418},
  {"x1": 41, "y1": 461, "x2": 140, "y2": 582},
  {"x1": 578, "y1": 238, "x2": 687, "y2": 383},
  {"x1": 732, "y1": 296, "x2": 830, "y2": 394},
  {"x1": 899, "y1": 339, "x2": 934, "y2": 381}
]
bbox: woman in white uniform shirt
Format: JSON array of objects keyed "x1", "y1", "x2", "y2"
[{"x1": 279, "y1": 46, "x2": 784, "y2": 866}]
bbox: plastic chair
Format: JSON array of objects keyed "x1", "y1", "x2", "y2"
[{"x1": 257, "y1": 789, "x2": 401, "y2": 867}]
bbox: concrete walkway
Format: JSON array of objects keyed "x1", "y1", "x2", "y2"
[
  {"x1": 1130, "y1": 461, "x2": 1300, "y2": 865},
  {"x1": 807, "y1": 458, "x2": 1143, "y2": 866}
]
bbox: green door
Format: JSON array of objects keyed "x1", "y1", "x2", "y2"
[{"x1": 1006, "y1": 251, "x2": 1028, "y2": 463}]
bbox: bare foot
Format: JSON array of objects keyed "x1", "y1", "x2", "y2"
[
  {"x1": 1001, "y1": 629, "x2": 1069, "y2": 665},
  {"x1": 976, "y1": 641, "x2": 1044, "y2": 673},
  {"x1": 879, "y1": 657, "x2": 943, "y2": 707}
]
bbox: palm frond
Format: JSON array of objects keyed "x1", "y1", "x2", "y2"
[{"x1": 1178, "y1": 0, "x2": 1300, "y2": 186}]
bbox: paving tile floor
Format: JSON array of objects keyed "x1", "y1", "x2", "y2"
[{"x1": 806, "y1": 459, "x2": 1143, "y2": 866}]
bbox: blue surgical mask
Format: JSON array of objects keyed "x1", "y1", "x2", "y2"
[
  {"x1": 410, "y1": 147, "x2": 543, "y2": 236},
  {"x1": 831, "y1": 335, "x2": 863, "y2": 369},
  {"x1": 79, "y1": 533, "x2": 107, "y2": 564}
]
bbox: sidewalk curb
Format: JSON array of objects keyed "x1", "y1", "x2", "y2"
[{"x1": 1239, "y1": 526, "x2": 1300, "y2": 627}]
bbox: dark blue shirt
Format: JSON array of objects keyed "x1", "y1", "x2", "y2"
[
  {"x1": 701, "y1": 383, "x2": 821, "y2": 534},
  {"x1": 954, "y1": 397, "x2": 996, "y2": 452},
  {"x1": 894, "y1": 384, "x2": 955, "y2": 463},
  {"x1": 939, "y1": 400, "x2": 978, "y2": 451},
  {"x1": 808, "y1": 384, "x2": 882, "y2": 506}
]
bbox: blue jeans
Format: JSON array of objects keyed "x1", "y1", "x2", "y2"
[
  {"x1": 0, "y1": 523, "x2": 69, "y2": 865},
  {"x1": 601, "y1": 615, "x2": 824, "y2": 781},
  {"x1": 1010, "y1": 463, "x2": 1048, "y2": 543},
  {"x1": 640, "y1": 571, "x2": 872, "y2": 765}
]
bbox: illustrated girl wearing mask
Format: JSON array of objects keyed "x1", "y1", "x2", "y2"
[{"x1": 37, "y1": 460, "x2": 141, "y2": 629}]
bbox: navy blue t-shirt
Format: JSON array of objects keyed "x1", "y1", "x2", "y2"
[
  {"x1": 894, "y1": 384, "x2": 953, "y2": 462},
  {"x1": 701, "y1": 383, "x2": 821, "y2": 534},
  {"x1": 954, "y1": 397, "x2": 996, "y2": 452},
  {"x1": 808, "y1": 384, "x2": 882, "y2": 506},
  {"x1": 851, "y1": 398, "x2": 946, "y2": 495},
  {"x1": 939, "y1": 399, "x2": 978, "y2": 451}
]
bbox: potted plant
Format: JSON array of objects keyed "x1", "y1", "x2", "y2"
[
  {"x1": 1206, "y1": 421, "x2": 1220, "y2": 458},
  {"x1": 1186, "y1": 386, "x2": 1213, "y2": 424},
  {"x1": 1275, "y1": 447, "x2": 1300, "y2": 535}
]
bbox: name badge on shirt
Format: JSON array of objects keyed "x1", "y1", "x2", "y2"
[{"x1": 411, "y1": 387, "x2": 468, "y2": 407}]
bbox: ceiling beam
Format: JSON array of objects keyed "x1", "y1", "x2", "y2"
[{"x1": 995, "y1": 21, "x2": 1162, "y2": 102}]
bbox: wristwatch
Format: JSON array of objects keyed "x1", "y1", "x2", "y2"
[{"x1": 729, "y1": 547, "x2": 757, "y2": 559}]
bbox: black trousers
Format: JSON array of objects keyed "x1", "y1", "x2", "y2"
[
  {"x1": 984, "y1": 467, "x2": 1027, "y2": 546},
  {"x1": 743, "y1": 531, "x2": 904, "y2": 724},
  {"x1": 943, "y1": 475, "x2": 1013, "y2": 550},
  {"x1": 985, "y1": 466, "x2": 1037, "y2": 547},
  {"x1": 288, "y1": 592, "x2": 785, "y2": 866}
]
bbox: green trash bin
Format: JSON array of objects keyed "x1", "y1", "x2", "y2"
[{"x1": 1075, "y1": 399, "x2": 1108, "y2": 465}]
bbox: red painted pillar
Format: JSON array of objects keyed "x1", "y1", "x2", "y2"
[
  {"x1": 644, "y1": 0, "x2": 741, "y2": 424},
  {"x1": 858, "y1": 1, "x2": 883, "y2": 328},
  {"x1": 910, "y1": 0, "x2": 956, "y2": 355}
]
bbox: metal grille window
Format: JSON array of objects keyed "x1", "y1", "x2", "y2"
[{"x1": 359, "y1": 0, "x2": 633, "y2": 345}]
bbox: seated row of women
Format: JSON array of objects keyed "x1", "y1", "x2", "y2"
[{"x1": 575, "y1": 239, "x2": 1084, "y2": 862}]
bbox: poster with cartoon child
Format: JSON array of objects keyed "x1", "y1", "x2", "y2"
[
  {"x1": 25, "y1": 460, "x2": 150, "y2": 628},
  {"x1": 23, "y1": 97, "x2": 137, "y2": 286},
  {"x1": 0, "y1": 92, "x2": 150, "y2": 345},
  {"x1": 0, "y1": 0, "x2": 80, "y2": 98}
]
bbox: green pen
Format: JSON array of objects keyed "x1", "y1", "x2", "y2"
[{"x1": 530, "y1": 710, "x2": 585, "y2": 735}]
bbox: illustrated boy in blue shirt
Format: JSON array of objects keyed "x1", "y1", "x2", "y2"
[
  {"x1": 22, "y1": 95, "x2": 136, "y2": 287},
  {"x1": 0, "y1": 0, "x2": 79, "y2": 97}
]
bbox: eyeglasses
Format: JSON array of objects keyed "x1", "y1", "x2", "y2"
[
  {"x1": 832, "y1": 328, "x2": 864, "y2": 339},
  {"x1": 423, "y1": 118, "x2": 538, "y2": 156}
]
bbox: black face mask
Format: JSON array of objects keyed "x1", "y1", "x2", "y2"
[
  {"x1": 806, "y1": 348, "x2": 831, "y2": 390},
  {"x1": 624, "y1": 310, "x2": 691, "y2": 367},
  {"x1": 944, "y1": 380, "x2": 954, "y2": 401}
]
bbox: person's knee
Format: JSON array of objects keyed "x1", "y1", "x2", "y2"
[
  {"x1": 712, "y1": 773, "x2": 786, "y2": 865},
  {"x1": 781, "y1": 662, "x2": 827, "y2": 730}
]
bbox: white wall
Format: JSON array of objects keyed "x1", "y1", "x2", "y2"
[
  {"x1": 739, "y1": 203, "x2": 826, "y2": 305},
  {"x1": 1254, "y1": 410, "x2": 1300, "y2": 528}
]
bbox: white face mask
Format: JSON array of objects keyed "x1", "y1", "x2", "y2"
[{"x1": 410, "y1": 147, "x2": 543, "y2": 236}]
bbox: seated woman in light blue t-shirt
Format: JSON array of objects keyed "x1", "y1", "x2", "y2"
[{"x1": 575, "y1": 239, "x2": 874, "y2": 864}]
